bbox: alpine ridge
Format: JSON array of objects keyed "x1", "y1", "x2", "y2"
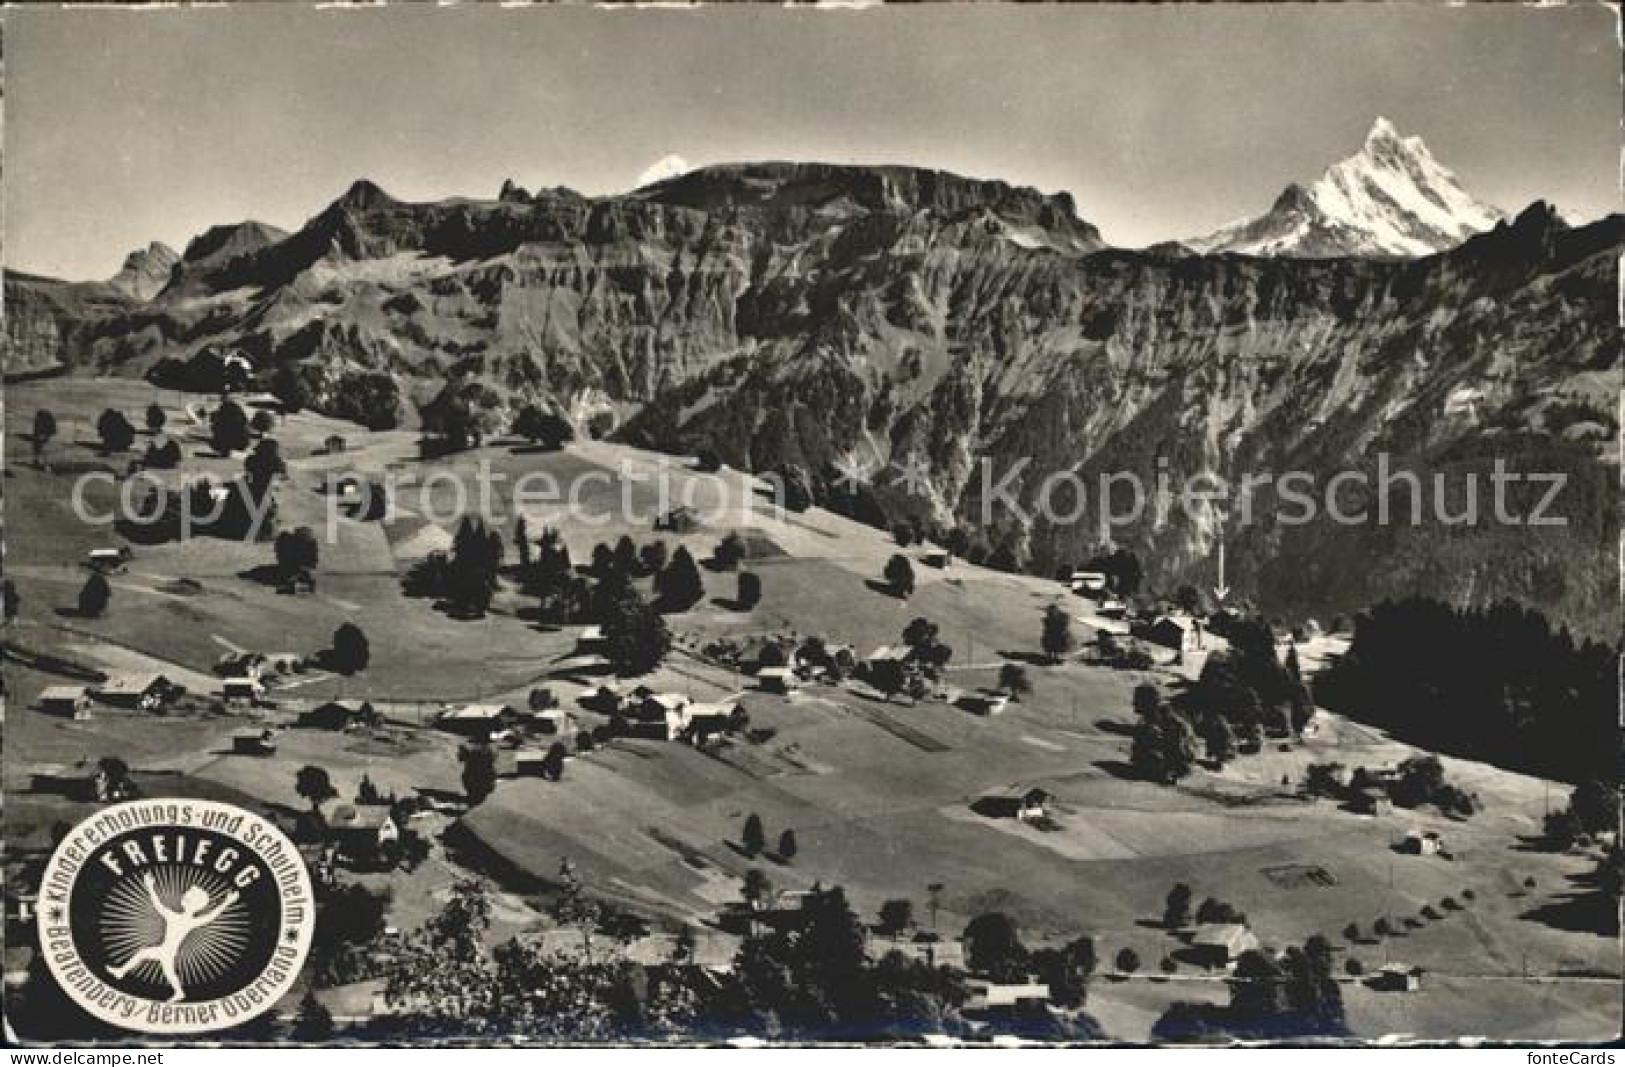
[{"x1": 3, "y1": 160, "x2": 1617, "y2": 635}]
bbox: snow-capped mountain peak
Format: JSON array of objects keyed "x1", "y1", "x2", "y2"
[{"x1": 1187, "y1": 117, "x2": 1504, "y2": 258}]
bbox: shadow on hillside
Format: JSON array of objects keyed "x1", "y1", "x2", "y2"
[
  {"x1": 998, "y1": 650, "x2": 1055, "y2": 668},
  {"x1": 1520, "y1": 868, "x2": 1619, "y2": 937},
  {"x1": 1094, "y1": 718, "x2": 1136, "y2": 737},
  {"x1": 863, "y1": 579, "x2": 908, "y2": 599},
  {"x1": 1092, "y1": 759, "x2": 1142, "y2": 781}
]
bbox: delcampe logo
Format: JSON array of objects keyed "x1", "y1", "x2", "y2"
[{"x1": 35, "y1": 799, "x2": 314, "y2": 1035}]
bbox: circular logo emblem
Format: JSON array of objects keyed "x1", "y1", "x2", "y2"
[{"x1": 35, "y1": 799, "x2": 314, "y2": 1034}]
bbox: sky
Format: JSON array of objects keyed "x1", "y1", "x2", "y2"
[{"x1": 6, "y1": 3, "x2": 1620, "y2": 281}]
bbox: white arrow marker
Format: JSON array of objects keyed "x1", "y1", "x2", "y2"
[{"x1": 1213, "y1": 539, "x2": 1230, "y2": 601}]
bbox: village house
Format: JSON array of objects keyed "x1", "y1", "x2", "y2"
[
  {"x1": 1352, "y1": 787, "x2": 1393, "y2": 817},
  {"x1": 1097, "y1": 597, "x2": 1128, "y2": 619},
  {"x1": 575, "y1": 625, "x2": 609, "y2": 657},
  {"x1": 956, "y1": 691, "x2": 1010, "y2": 717},
  {"x1": 92, "y1": 672, "x2": 181, "y2": 711},
  {"x1": 1187, "y1": 923, "x2": 1260, "y2": 969},
  {"x1": 37, "y1": 685, "x2": 91, "y2": 719},
  {"x1": 1070, "y1": 570, "x2": 1107, "y2": 595},
  {"x1": 1138, "y1": 615, "x2": 1203, "y2": 653},
  {"x1": 298, "y1": 699, "x2": 378, "y2": 731},
  {"x1": 85, "y1": 546, "x2": 132, "y2": 573},
  {"x1": 630, "y1": 691, "x2": 689, "y2": 721},
  {"x1": 921, "y1": 548, "x2": 951, "y2": 569},
  {"x1": 654, "y1": 505, "x2": 699, "y2": 533},
  {"x1": 27, "y1": 763, "x2": 103, "y2": 802},
  {"x1": 976, "y1": 788, "x2": 1051, "y2": 823},
  {"x1": 436, "y1": 703, "x2": 522, "y2": 741},
  {"x1": 514, "y1": 750, "x2": 554, "y2": 778},
  {"x1": 578, "y1": 683, "x2": 626, "y2": 714},
  {"x1": 528, "y1": 707, "x2": 574, "y2": 736},
  {"x1": 318, "y1": 801, "x2": 400, "y2": 866},
  {"x1": 962, "y1": 978, "x2": 1052, "y2": 1012},
  {"x1": 232, "y1": 729, "x2": 278, "y2": 756},
  {"x1": 1370, "y1": 964, "x2": 1424, "y2": 993},
  {"x1": 679, "y1": 700, "x2": 740, "y2": 745},
  {"x1": 1399, "y1": 829, "x2": 1444, "y2": 856},
  {"x1": 756, "y1": 667, "x2": 799, "y2": 695},
  {"x1": 221, "y1": 676, "x2": 265, "y2": 703},
  {"x1": 865, "y1": 934, "x2": 967, "y2": 970}
]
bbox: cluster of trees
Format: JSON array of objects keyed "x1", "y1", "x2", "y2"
[
  {"x1": 1128, "y1": 684, "x2": 1199, "y2": 783},
  {"x1": 512, "y1": 404, "x2": 573, "y2": 450},
  {"x1": 1542, "y1": 780, "x2": 1619, "y2": 850},
  {"x1": 860, "y1": 617, "x2": 956, "y2": 704},
  {"x1": 406, "y1": 517, "x2": 505, "y2": 617},
  {"x1": 1161, "y1": 884, "x2": 1246, "y2": 929},
  {"x1": 1155, "y1": 935, "x2": 1345, "y2": 1041},
  {"x1": 1315, "y1": 597, "x2": 1618, "y2": 784},
  {"x1": 513, "y1": 525, "x2": 679, "y2": 675},
  {"x1": 1187, "y1": 616, "x2": 1312, "y2": 749},
  {"x1": 370, "y1": 876, "x2": 1056, "y2": 1041},
  {"x1": 274, "y1": 526, "x2": 320, "y2": 590},
  {"x1": 1066, "y1": 548, "x2": 1144, "y2": 596},
  {"x1": 1303, "y1": 755, "x2": 1479, "y2": 818},
  {"x1": 739, "y1": 813, "x2": 797, "y2": 863}
]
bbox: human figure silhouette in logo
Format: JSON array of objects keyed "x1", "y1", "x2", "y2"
[{"x1": 106, "y1": 872, "x2": 239, "y2": 1002}]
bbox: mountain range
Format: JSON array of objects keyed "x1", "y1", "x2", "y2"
[{"x1": 4, "y1": 123, "x2": 1618, "y2": 634}]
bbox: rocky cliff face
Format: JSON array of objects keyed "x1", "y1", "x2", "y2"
[
  {"x1": 108, "y1": 241, "x2": 180, "y2": 301},
  {"x1": 4, "y1": 163, "x2": 1617, "y2": 632}
]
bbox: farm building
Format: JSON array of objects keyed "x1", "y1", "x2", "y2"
[
  {"x1": 1188, "y1": 923, "x2": 1260, "y2": 968},
  {"x1": 514, "y1": 751, "x2": 555, "y2": 778},
  {"x1": 1371, "y1": 964, "x2": 1424, "y2": 992},
  {"x1": 1352, "y1": 788, "x2": 1393, "y2": 816},
  {"x1": 26, "y1": 763, "x2": 103, "y2": 802},
  {"x1": 956, "y1": 692, "x2": 1009, "y2": 717},
  {"x1": 528, "y1": 708, "x2": 574, "y2": 736},
  {"x1": 85, "y1": 547, "x2": 132, "y2": 572},
  {"x1": 216, "y1": 650, "x2": 266, "y2": 678},
  {"x1": 232, "y1": 729, "x2": 277, "y2": 756},
  {"x1": 921, "y1": 549, "x2": 951, "y2": 569},
  {"x1": 437, "y1": 703, "x2": 522, "y2": 740},
  {"x1": 38, "y1": 685, "x2": 90, "y2": 719},
  {"x1": 679, "y1": 701, "x2": 740, "y2": 745},
  {"x1": 578, "y1": 684, "x2": 625, "y2": 714},
  {"x1": 575, "y1": 626, "x2": 608, "y2": 656},
  {"x1": 1097, "y1": 598, "x2": 1128, "y2": 619},
  {"x1": 630, "y1": 691, "x2": 689, "y2": 721},
  {"x1": 654, "y1": 505, "x2": 699, "y2": 532},
  {"x1": 976, "y1": 788, "x2": 1050, "y2": 822},
  {"x1": 319, "y1": 802, "x2": 400, "y2": 863},
  {"x1": 756, "y1": 667, "x2": 799, "y2": 694},
  {"x1": 1399, "y1": 830, "x2": 1444, "y2": 856},
  {"x1": 298, "y1": 700, "x2": 377, "y2": 731},
  {"x1": 1139, "y1": 615, "x2": 1203, "y2": 653},
  {"x1": 962, "y1": 979, "x2": 1051, "y2": 1012},
  {"x1": 221, "y1": 676, "x2": 264, "y2": 703},
  {"x1": 1070, "y1": 570, "x2": 1107, "y2": 594},
  {"x1": 92, "y1": 673, "x2": 181, "y2": 711}
]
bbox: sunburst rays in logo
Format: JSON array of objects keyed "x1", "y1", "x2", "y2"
[{"x1": 99, "y1": 864, "x2": 250, "y2": 999}]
